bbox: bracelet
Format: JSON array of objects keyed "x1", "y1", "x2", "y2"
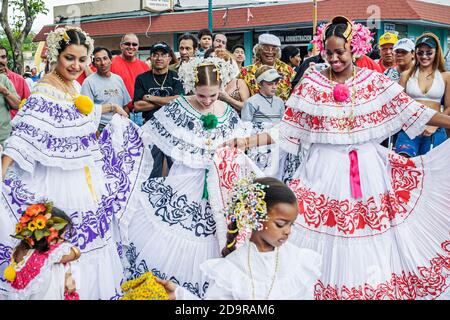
[{"x1": 70, "y1": 246, "x2": 81, "y2": 260}]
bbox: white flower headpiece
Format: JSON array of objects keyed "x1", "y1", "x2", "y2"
[
  {"x1": 178, "y1": 56, "x2": 239, "y2": 94},
  {"x1": 46, "y1": 26, "x2": 94, "y2": 63}
]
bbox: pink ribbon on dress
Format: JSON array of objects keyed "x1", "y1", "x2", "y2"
[{"x1": 349, "y1": 149, "x2": 363, "y2": 199}]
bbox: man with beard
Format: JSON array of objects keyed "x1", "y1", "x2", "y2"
[
  {"x1": 110, "y1": 33, "x2": 149, "y2": 126},
  {"x1": 81, "y1": 47, "x2": 131, "y2": 133},
  {"x1": 0, "y1": 45, "x2": 30, "y2": 119},
  {"x1": 134, "y1": 41, "x2": 185, "y2": 177}
]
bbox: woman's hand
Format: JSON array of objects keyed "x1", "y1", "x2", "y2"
[
  {"x1": 219, "y1": 90, "x2": 230, "y2": 102},
  {"x1": 422, "y1": 125, "x2": 438, "y2": 137},
  {"x1": 113, "y1": 105, "x2": 129, "y2": 118},
  {"x1": 220, "y1": 137, "x2": 248, "y2": 151},
  {"x1": 155, "y1": 277, "x2": 177, "y2": 300}
]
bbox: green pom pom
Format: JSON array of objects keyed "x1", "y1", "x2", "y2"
[{"x1": 200, "y1": 113, "x2": 218, "y2": 130}]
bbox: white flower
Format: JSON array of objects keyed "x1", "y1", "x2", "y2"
[
  {"x1": 46, "y1": 26, "x2": 94, "y2": 63},
  {"x1": 178, "y1": 56, "x2": 239, "y2": 94}
]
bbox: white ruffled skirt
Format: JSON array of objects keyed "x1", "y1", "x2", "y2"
[{"x1": 288, "y1": 141, "x2": 450, "y2": 300}]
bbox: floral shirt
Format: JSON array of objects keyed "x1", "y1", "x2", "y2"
[{"x1": 239, "y1": 59, "x2": 296, "y2": 102}]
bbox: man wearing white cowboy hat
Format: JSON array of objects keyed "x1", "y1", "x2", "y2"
[{"x1": 240, "y1": 33, "x2": 295, "y2": 101}]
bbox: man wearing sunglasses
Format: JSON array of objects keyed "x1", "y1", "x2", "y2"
[{"x1": 111, "y1": 33, "x2": 149, "y2": 126}]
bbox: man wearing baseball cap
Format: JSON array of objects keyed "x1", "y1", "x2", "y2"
[
  {"x1": 384, "y1": 38, "x2": 415, "y2": 82},
  {"x1": 377, "y1": 32, "x2": 399, "y2": 72},
  {"x1": 241, "y1": 65, "x2": 286, "y2": 124},
  {"x1": 134, "y1": 41, "x2": 185, "y2": 177},
  {"x1": 240, "y1": 33, "x2": 295, "y2": 101}
]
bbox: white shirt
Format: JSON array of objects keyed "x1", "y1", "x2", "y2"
[{"x1": 176, "y1": 241, "x2": 322, "y2": 300}]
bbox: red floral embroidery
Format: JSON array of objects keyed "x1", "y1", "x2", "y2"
[
  {"x1": 283, "y1": 90, "x2": 426, "y2": 134},
  {"x1": 11, "y1": 243, "x2": 60, "y2": 290},
  {"x1": 314, "y1": 241, "x2": 450, "y2": 300},
  {"x1": 289, "y1": 152, "x2": 423, "y2": 235}
]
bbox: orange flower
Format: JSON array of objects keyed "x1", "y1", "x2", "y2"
[
  {"x1": 25, "y1": 204, "x2": 46, "y2": 217},
  {"x1": 15, "y1": 223, "x2": 23, "y2": 234},
  {"x1": 19, "y1": 215, "x2": 31, "y2": 225},
  {"x1": 34, "y1": 215, "x2": 48, "y2": 230},
  {"x1": 46, "y1": 227, "x2": 59, "y2": 243}
]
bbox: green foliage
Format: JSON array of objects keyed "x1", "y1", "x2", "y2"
[{"x1": 8, "y1": 0, "x2": 48, "y2": 37}]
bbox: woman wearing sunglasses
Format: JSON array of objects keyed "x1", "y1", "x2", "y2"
[{"x1": 395, "y1": 33, "x2": 450, "y2": 157}]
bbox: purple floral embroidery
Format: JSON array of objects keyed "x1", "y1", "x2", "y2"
[{"x1": 21, "y1": 96, "x2": 84, "y2": 124}]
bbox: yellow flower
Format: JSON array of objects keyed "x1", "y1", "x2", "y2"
[
  {"x1": 34, "y1": 215, "x2": 48, "y2": 230},
  {"x1": 74, "y1": 95, "x2": 94, "y2": 115},
  {"x1": 15, "y1": 223, "x2": 23, "y2": 234},
  {"x1": 27, "y1": 221, "x2": 37, "y2": 232}
]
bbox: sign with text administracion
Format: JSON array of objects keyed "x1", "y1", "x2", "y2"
[{"x1": 141, "y1": 0, "x2": 173, "y2": 12}]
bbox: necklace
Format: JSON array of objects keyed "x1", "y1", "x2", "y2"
[
  {"x1": 329, "y1": 66, "x2": 357, "y2": 132},
  {"x1": 153, "y1": 71, "x2": 168, "y2": 90},
  {"x1": 247, "y1": 244, "x2": 279, "y2": 300},
  {"x1": 53, "y1": 71, "x2": 78, "y2": 101}
]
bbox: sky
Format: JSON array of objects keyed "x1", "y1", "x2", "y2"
[{"x1": 32, "y1": 0, "x2": 450, "y2": 33}]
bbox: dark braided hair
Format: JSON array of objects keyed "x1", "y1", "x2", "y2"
[
  {"x1": 324, "y1": 23, "x2": 352, "y2": 44},
  {"x1": 221, "y1": 177, "x2": 297, "y2": 257}
]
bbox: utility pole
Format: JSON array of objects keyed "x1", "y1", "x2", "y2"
[
  {"x1": 208, "y1": 0, "x2": 213, "y2": 31},
  {"x1": 312, "y1": 0, "x2": 318, "y2": 55}
]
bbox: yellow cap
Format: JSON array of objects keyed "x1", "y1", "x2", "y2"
[{"x1": 379, "y1": 32, "x2": 398, "y2": 46}]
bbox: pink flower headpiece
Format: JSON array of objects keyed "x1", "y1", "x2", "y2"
[{"x1": 311, "y1": 16, "x2": 374, "y2": 57}]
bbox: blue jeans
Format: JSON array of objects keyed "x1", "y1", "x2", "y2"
[
  {"x1": 130, "y1": 111, "x2": 144, "y2": 127},
  {"x1": 150, "y1": 145, "x2": 173, "y2": 178},
  {"x1": 395, "y1": 128, "x2": 447, "y2": 157}
]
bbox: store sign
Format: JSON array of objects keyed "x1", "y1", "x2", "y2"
[
  {"x1": 384, "y1": 23, "x2": 396, "y2": 33},
  {"x1": 255, "y1": 28, "x2": 313, "y2": 46},
  {"x1": 141, "y1": 0, "x2": 173, "y2": 12}
]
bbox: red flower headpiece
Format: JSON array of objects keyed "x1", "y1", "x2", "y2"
[{"x1": 311, "y1": 16, "x2": 374, "y2": 57}]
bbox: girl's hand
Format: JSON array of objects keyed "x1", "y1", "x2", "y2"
[
  {"x1": 155, "y1": 277, "x2": 177, "y2": 300},
  {"x1": 65, "y1": 271, "x2": 76, "y2": 294}
]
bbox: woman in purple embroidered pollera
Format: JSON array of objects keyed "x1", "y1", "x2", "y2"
[
  {"x1": 0, "y1": 26, "x2": 128, "y2": 299},
  {"x1": 223, "y1": 16, "x2": 450, "y2": 300}
]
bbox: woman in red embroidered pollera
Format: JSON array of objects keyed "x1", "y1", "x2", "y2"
[
  {"x1": 3, "y1": 203, "x2": 81, "y2": 300},
  {"x1": 221, "y1": 16, "x2": 450, "y2": 300}
]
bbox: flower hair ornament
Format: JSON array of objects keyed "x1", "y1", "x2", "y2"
[
  {"x1": 178, "y1": 56, "x2": 239, "y2": 95},
  {"x1": 224, "y1": 172, "x2": 269, "y2": 246},
  {"x1": 46, "y1": 26, "x2": 94, "y2": 64},
  {"x1": 3, "y1": 202, "x2": 70, "y2": 282},
  {"x1": 311, "y1": 15, "x2": 374, "y2": 57}
]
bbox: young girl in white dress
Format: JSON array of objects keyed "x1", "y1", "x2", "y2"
[
  {"x1": 3, "y1": 202, "x2": 81, "y2": 300},
  {"x1": 157, "y1": 176, "x2": 322, "y2": 300}
]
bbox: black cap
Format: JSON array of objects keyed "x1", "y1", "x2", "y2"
[
  {"x1": 415, "y1": 36, "x2": 437, "y2": 49},
  {"x1": 150, "y1": 42, "x2": 171, "y2": 54}
]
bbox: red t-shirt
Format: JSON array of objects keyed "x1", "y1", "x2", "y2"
[
  {"x1": 76, "y1": 64, "x2": 97, "y2": 85},
  {"x1": 6, "y1": 69, "x2": 30, "y2": 119},
  {"x1": 356, "y1": 55, "x2": 382, "y2": 73},
  {"x1": 110, "y1": 56, "x2": 150, "y2": 108}
]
